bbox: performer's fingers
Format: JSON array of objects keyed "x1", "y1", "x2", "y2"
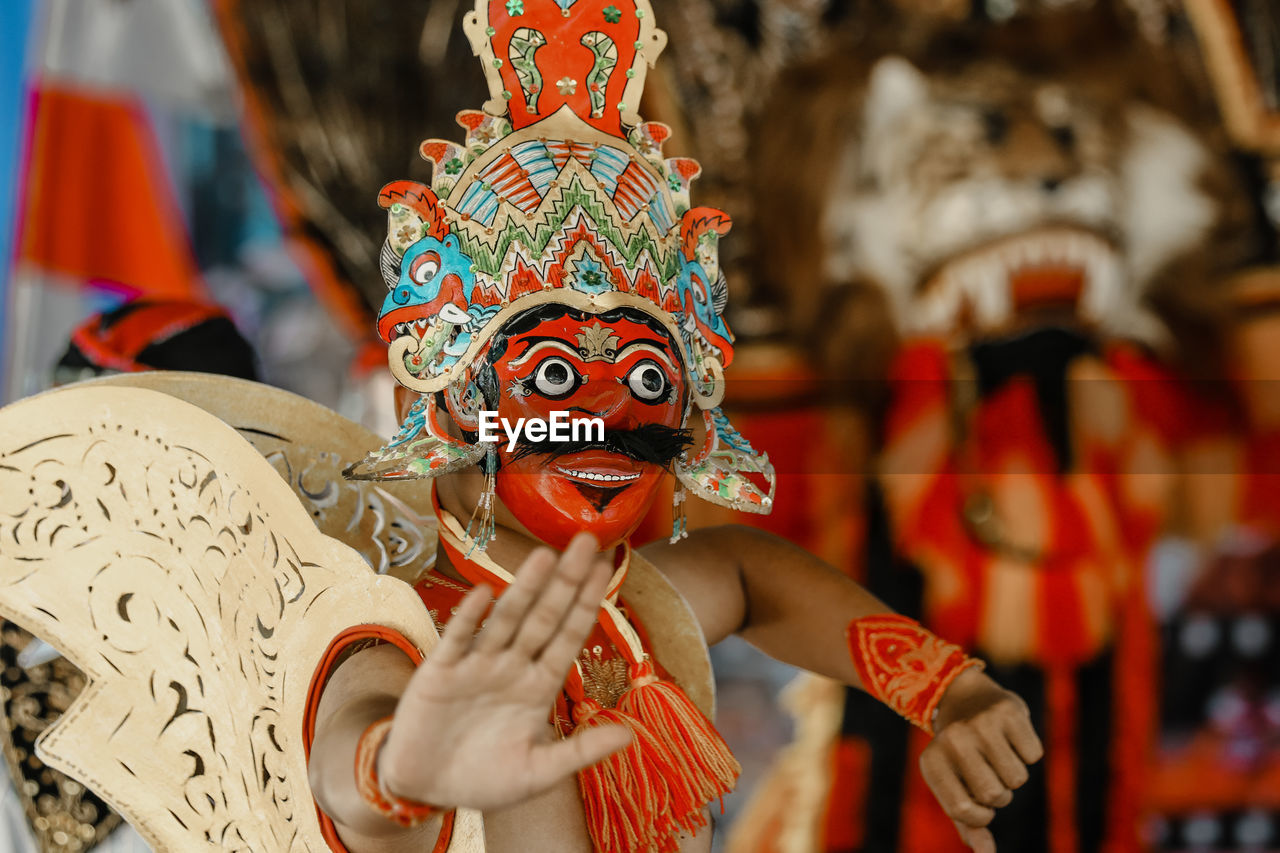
[
  {"x1": 976, "y1": 720, "x2": 1030, "y2": 791},
  {"x1": 529, "y1": 723, "x2": 632, "y2": 791},
  {"x1": 473, "y1": 547, "x2": 556, "y2": 652},
  {"x1": 511, "y1": 533, "x2": 599, "y2": 658},
  {"x1": 920, "y1": 747, "x2": 996, "y2": 828},
  {"x1": 1003, "y1": 710, "x2": 1044, "y2": 765},
  {"x1": 942, "y1": 726, "x2": 1013, "y2": 808},
  {"x1": 535, "y1": 558, "x2": 611, "y2": 683},
  {"x1": 431, "y1": 584, "x2": 493, "y2": 665},
  {"x1": 952, "y1": 822, "x2": 997, "y2": 853},
  {"x1": 952, "y1": 732, "x2": 1008, "y2": 809}
]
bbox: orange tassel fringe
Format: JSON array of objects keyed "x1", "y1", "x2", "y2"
[
  {"x1": 573, "y1": 663, "x2": 741, "y2": 853},
  {"x1": 619, "y1": 661, "x2": 740, "y2": 811},
  {"x1": 574, "y1": 697, "x2": 680, "y2": 853}
]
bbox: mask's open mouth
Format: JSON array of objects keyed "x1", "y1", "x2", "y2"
[
  {"x1": 377, "y1": 301, "x2": 470, "y2": 344},
  {"x1": 551, "y1": 450, "x2": 645, "y2": 484},
  {"x1": 539, "y1": 451, "x2": 646, "y2": 511},
  {"x1": 1009, "y1": 266, "x2": 1085, "y2": 313},
  {"x1": 915, "y1": 227, "x2": 1121, "y2": 333}
]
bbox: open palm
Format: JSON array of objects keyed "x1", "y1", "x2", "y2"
[{"x1": 377, "y1": 533, "x2": 632, "y2": 812}]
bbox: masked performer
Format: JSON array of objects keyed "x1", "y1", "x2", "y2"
[{"x1": 0, "y1": 4, "x2": 1041, "y2": 852}]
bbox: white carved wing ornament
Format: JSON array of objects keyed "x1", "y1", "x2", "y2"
[
  {"x1": 92, "y1": 371, "x2": 440, "y2": 587},
  {"x1": 0, "y1": 384, "x2": 445, "y2": 851}
]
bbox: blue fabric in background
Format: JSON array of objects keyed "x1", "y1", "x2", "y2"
[{"x1": 0, "y1": 0, "x2": 34, "y2": 381}]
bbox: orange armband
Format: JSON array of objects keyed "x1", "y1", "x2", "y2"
[
  {"x1": 847, "y1": 614, "x2": 984, "y2": 734},
  {"x1": 354, "y1": 716, "x2": 441, "y2": 828}
]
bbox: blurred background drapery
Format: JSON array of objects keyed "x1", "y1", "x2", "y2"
[{"x1": 3, "y1": 1, "x2": 1280, "y2": 852}]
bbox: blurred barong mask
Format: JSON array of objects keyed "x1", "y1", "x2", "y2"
[
  {"x1": 345, "y1": 0, "x2": 774, "y2": 551},
  {"x1": 823, "y1": 55, "x2": 1221, "y2": 344}
]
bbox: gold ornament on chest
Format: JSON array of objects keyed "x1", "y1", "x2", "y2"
[{"x1": 578, "y1": 646, "x2": 629, "y2": 709}]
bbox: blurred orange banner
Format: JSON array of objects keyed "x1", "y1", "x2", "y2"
[{"x1": 16, "y1": 83, "x2": 204, "y2": 298}]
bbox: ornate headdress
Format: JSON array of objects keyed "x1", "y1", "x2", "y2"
[{"x1": 348, "y1": 0, "x2": 775, "y2": 527}]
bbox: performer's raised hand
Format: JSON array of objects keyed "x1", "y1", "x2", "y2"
[
  {"x1": 920, "y1": 669, "x2": 1044, "y2": 853},
  {"x1": 378, "y1": 532, "x2": 633, "y2": 812}
]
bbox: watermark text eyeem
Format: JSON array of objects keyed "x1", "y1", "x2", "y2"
[{"x1": 478, "y1": 411, "x2": 605, "y2": 452}]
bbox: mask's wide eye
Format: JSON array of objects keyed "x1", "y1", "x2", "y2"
[
  {"x1": 411, "y1": 252, "x2": 441, "y2": 286},
  {"x1": 533, "y1": 357, "x2": 581, "y2": 399},
  {"x1": 691, "y1": 275, "x2": 707, "y2": 304},
  {"x1": 627, "y1": 360, "x2": 669, "y2": 403}
]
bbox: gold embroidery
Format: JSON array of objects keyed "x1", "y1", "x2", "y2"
[
  {"x1": 0, "y1": 623, "x2": 121, "y2": 852},
  {"x1": 425, "y1": 572, "x2": 474, "y2": 595},
  {"x1": 578, "y1": 651, "x2": 629, "y2": 709}
]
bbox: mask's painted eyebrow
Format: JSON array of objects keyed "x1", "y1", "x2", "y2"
[
  {"x1": 507, "y1": 334, "x2": 680, "y2": 369},
  {"x1": 619, "y1": 337, "x2": 670, "y2": 352},
  {"x1": 616, "y1": 340, "x2": 678, "y2": 371},
  {"x1": 509, "y1": 338, "x2": 580, "y2": 368}
]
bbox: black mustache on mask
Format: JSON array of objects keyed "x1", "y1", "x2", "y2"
[{"x1": 507, "y1": 423, "x2": 693, "y2": 469}]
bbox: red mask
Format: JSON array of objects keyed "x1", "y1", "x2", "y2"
[{"x1": 477, "y1": 308, "x2": 688, "y2": 550}]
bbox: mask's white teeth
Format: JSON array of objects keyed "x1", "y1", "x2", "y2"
[
  {"x1": 440, "y1": 303, "x2": 471, "y2": 325},
  {"x1": 921, "y1": 228, "x2": 1121, "y2": 329},
  {"x1": 1052, "y1": 240, "x2": 1064, "y2": 264},
  {"x1": 915, "y1": 270, "x2": 959, "y2": 333},
  {"x1": 554, "y1": 467, "x2": 642, "y2": 483},
  {"x1": 1081, "y1": 247, "x2": 1122, "y2": 321},
  {"x1": 974, "y1": 256, "x2": 1009, "y2": 325},
  {"x1": 1034, "y1": 236, "x2": 1053, "y2": 265},
  {"x1": 1006, "y1": 241, "x2": 1027, "y2": 271}
]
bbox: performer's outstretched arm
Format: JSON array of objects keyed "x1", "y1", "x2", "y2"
[
  {"x1": 309, "y1": 534, "x2": 632, "y2": 852},
  {"x1": 643, "y1": 525, "x2": 1044, "y2": 853}
]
